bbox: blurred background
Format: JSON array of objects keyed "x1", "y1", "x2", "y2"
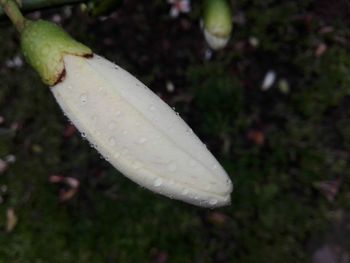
[{"x1": 0, "y1": 0, "x2": 350, "y2": 262}]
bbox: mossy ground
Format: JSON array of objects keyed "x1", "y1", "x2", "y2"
[{"x1": 0, "y1": 1, "x2": 350, "y2": 262}]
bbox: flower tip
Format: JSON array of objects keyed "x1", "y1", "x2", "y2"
[
  {"x1": 160, "y1": 183, "x2": 232, "y2": 208},
  {"x1": 143, "y1": 169, "x2": 233, "y2": 208},
  {"x1": 203, "y1": 0, "x2": 233, "y2": 50},
  {"x1": 204, "y1": 29, "x2": 230, "y2": 50}
]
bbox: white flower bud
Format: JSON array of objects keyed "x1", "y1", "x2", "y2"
[
  {"x1": 203, "y1": 0, "x2": 233, "y2": 50},
  {"x1": 52, "y1": 54, "x2": 233, "y2": 207},
  {"x1": 203, "y1": 28, "x2": 230, "y2": 51}
]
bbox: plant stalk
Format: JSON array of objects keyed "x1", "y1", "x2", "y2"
[
  {"x1": 0, "y1": 0, "x2": 84, "y2": 17},
  {"x1": 0, "y1": 0, "x2": 26, "y2": 32}
]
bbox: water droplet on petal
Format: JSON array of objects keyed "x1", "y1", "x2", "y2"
[
  {"x1": 138, "y1": 137, "x2": 147, "y2": 144},
  {"x1": 122, "y1": 130, "x2": 128, "y2": 135},
  {"x1": 149, "y1": 105, "x2": 155, "y2": 111},
  {"x1": 115, "y1": 111, "x2": 121, "y2": 117},
  {"x1": 167, "y1": 162, "x2": 177, "y2": 172},
  {"x1": 186, "y1": 128, "x2": 194, "y2": 134},
  {"x1": 113, "y1": 152, "x2": 121, "y2": 159},
  {"x1": 209, "y1": 199, "x2": 218, "y2": 206},
  {"x1": 91, "y1": 115, "x2": 98, "y2": 122},
  {"x1": 212, "y1": 164, "x2": 218, "y2": 170},
  {"x1": 132, "y1": 160, "x2": 143, "y2": 170},
  {"x1": 188, "y1": 159, "x2": 196, "y2": 167},
  {"x1": 109, "y1": 137, "x2": 116, "y2": 146},
  {"x1": 154, "y1": 178, "x2": 162, "y2": 187},
  {"x1": 122, "y1": 147, "x2": 129, "y2": 155},
  {"x1": 182, "y1": 188, "x2": 189, "y2": 195},
  {"x1": 80, "y1": 93, "x2": 88, "y2": 105},
  {"x1": 108, "y1": 121, "x2": 117, "y2": 130}
]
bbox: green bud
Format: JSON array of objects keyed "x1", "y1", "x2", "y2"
[
  {"x1": 21, "y1": 20, "x2": 92, "y2": 86},
  {"x1": 203, "y1": 0, "x2": 233, "y2": 50}
]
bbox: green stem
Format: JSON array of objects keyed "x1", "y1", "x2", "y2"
[
  {"x1": 0, "y1": 0, "x2": 26, "y2": 32},
  {"x1": 0, "y1": 0, "x2": 84, "y2": 16}
]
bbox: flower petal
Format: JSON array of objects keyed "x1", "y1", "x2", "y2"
[
  {"x1": 51, "y1": 54, "x2": 233, "y2": 207},
  {"x1": 204, "y1": 29, "x2": 230, "y2": 50}
]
